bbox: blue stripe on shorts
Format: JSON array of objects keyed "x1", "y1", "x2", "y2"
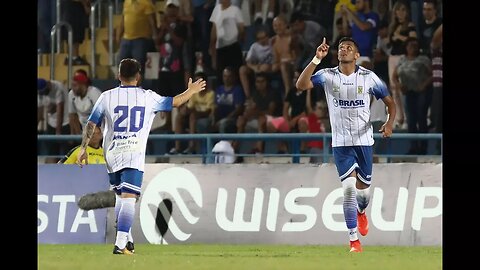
[{"x1": 108, "y1": 168, "x2": 144, "y2": 195}]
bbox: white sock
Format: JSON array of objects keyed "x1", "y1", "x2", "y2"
[
  {"x1": 114, "y1": 194, "x2": 122, "y2": 222},
  {"x1": 267, "y1": 11, "x2": 274, "y2": 19},
  {"x1": 348, "y1": 228, "x2": 358, "y2": 241},
  {"x1": 115, "y1": 197, "x2": 136, "y2": 249},
  {"x1": 115, "y1": 231, "x2": 129, "y2": 249},
  {"x1": 342, "y1": 177, "x2": 358, "y2": 240},
  {"x1": 127, "y1": 228, "x2": 133, "y2": 243},
  {"x1": 255, "y1": 12, "x2": 262, "y2": 20}
]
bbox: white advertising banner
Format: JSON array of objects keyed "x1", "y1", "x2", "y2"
[{"x1": 106, "y1": 163, "x2": 442, "y2": 246}]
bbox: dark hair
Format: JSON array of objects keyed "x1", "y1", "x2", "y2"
[
  {"x1": 289, "y1": 12, "x2": 305, "y2": 24},
  {"x1": 194, "y1": 71, "x2": 207, "y2": 81},
  {"x1": 423, "y1": 0, "x2": 438, "y2": 9},
  {"x1": 119, "y1": 58, "x2": 141, "y2": 81},
  {"x1": 223, "y1": 66, "x2": 236, "y2": 76},
  {"x1": 255, "y1": 27, "x2": 269, "y2": 36},
  {"x1": 338, "y1": 36, "x2": 359, "y2": 51},
  {"x1": 405, "y1": 37, "x2": 420, "y2": 56}
]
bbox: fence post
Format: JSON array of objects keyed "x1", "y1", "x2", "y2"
[
  {"x1": 292, "y1": 138, "x2": 300, "y2": 164},
  {"x1": 205, "y1": 136, "x2": 213, "y2": 164}
]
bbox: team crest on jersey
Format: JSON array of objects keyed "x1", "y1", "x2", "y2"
[
  {"x1": 333, "y1": 85, "x2": 340, "y2": 92},
  {"x1": 357, "y1": 86, "x2": 363, "y2": 94}
]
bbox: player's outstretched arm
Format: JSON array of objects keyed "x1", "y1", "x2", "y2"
[
  {"x1": 173, "y1": 78, "x2": 207, "y2": 107},
  {"x1": 379, "y1": 95, "x2": 396, "y2": 138},
  {"x1": 296, "y1": 37, "x2": 329, "y2": 91},
  {"x1": 76, "y1": 121, "x2": 96, "y2": 167}
]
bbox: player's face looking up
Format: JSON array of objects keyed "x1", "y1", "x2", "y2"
[{"x1": 338, "y1": 41, "x2": 359, "y2": 63}]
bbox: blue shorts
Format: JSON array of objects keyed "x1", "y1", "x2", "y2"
[
  {"x1": 332, "y1": 146, "x2": 373, "y2": 185},
  {"x1": 108, "y1": 168, "x2": 144, "y2": 195}
]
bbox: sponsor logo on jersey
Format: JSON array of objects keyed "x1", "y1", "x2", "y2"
[
  {"x1": 333, "y1": 85, "x2": 340, "y2": 92},
  {"x1": 113, "y1": 134, "x2": 138, "y2": 140},
  {"x1": 338, "y1": 99, "x2": 365, "y2": 108}
]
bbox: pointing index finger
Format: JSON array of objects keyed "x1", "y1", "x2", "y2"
[{"x1": 322, "y1": 37, "x2": 326, "y2": 45}]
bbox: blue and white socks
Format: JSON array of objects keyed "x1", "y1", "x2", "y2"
[
  {"x1": 342, "y1": 177, "x2": 358, "y2": 241},
  {"x1": 114, "y1": 197, "x2": 136, "y2": 249},
  {"x1": 356, "y1": 186, "x2": 371, "y2": 214}
]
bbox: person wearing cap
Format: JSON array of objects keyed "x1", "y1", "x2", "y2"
[
  {"x1": 37, "y1": 78, "x2": 70, "y2": 163},
  {"x1": 68, "y1": 70, "x2": 102, "y2": 135}
]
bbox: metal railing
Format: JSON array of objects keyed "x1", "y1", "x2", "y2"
[
  {"x1": 55, "y1": 0, "x2": 61, "y2": 53},
  {"x1": 37, "y1": 133, "x2": 442, "y2": 164},
  {"x1": 50, "y1": 22, "x2": 73, "y2": 89},
  {"x1": 91, "y1": 0, "x2": 116, "y2": 77},
  {"x1": 108, "y1": 1, "x2": 115, "y2": 66},
  {"x1": 90, "y1": 1, "x2": 101, "y2": 78}
]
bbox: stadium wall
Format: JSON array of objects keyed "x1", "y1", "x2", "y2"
[
  {"x1": 38, "y1": 164, "x2": 442, "y2": 246},
  {"x1": 38, "y1": 165, "x2": 109, "y2": 244}
]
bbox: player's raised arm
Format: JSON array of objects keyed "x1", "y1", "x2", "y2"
[
  {"x1": 296, "y1": 37, "x2": 329, "y2": 91},
  {"x1": 76, "y1": 121, "x2": 96, "y2": 167},
  {"x1": 172, "y1": 78, "x2": 207, "y2": 107}
]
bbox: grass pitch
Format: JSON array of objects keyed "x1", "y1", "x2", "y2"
[{"x1": 38, "y1": 244, "x2": 441, "y2": 270}]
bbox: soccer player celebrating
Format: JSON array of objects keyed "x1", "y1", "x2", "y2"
[
  {"x1": 296, "y1": 37, "x2": 396, "y2": 252},
  {"x1": 76, "y1": 58, "x2": 206, "y2": 255}
]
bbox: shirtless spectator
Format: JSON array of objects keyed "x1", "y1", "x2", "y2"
[{"x1": 271, "y1": 14, "x2": 294, "y2": 97}]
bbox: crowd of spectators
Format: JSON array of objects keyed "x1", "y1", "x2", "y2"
[{"x1": 38, "y1": 0, "x2": 443, "y2": 160}]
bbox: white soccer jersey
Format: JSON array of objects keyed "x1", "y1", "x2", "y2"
[
  {"x1": 311, "y1": 65, "x2": 389, "y2": 147},
  {"x1": 88, "y1": 86, "x2": 173, "y2": 173}
]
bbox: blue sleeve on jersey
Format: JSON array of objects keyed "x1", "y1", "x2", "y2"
[
  {"x1": 370, "y1": 73, "x2": 389, "y2": 100},
  {"x1": 88, "y1": 94, "x2": 105, "y2": 125},
  {"x1": 153, "y1": 96, "x2": 173, "y2": 113},
  {"x1": 311, "y1": 70, "x2": 326, "y2": 88}
]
